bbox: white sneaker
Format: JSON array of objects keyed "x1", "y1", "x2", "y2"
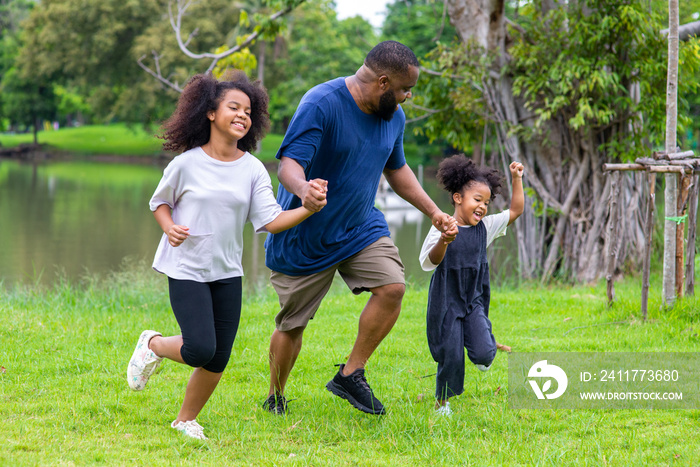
[
  {"x1": 436, "y1": 402, "x2": 453, "y2": 416},
  {"x1": 171, "y1": 420, "x2": 208, "y2": 440},
  {"x1": 475, "y1": 363, "x2": 492, "y2": 372},
  {"x1": 127, "y1": 330, "x2": 163, "y2": 391}
]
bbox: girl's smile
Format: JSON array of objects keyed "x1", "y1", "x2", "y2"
[
  {"x1": 208, "y1": 89, "x2": 251, "y2": 141},
  {"x1": 453, "y1": 181, "x2": 492, "y2": 226}
]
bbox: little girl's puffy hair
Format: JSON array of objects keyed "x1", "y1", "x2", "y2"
[{"x1": 437, "y1": 154, "x2": 504, "y2": 204}]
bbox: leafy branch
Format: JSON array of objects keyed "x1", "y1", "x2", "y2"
[{"x1": 138, "y1": 0, "x2": 304, "y2": 93}]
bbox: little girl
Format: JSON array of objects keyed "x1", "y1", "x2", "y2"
[
  {"x1": 126, "y1": 71, "x2": 328, "y2": 439},
  {"x1": 419, "y1": 155, "x2": 523, "y2": 416}
]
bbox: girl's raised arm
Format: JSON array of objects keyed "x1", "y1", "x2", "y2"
[{"x1": 508, "y1": 162, "x2": 524, "y2": 225}]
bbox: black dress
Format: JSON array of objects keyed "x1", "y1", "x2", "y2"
[{"x1": 426, "y1": 222, "x2": 497, "y2": 399}]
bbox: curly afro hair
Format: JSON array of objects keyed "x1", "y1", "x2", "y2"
[
  {"x1": 437, "y1": 154, "x2": 504, "y2": 205},
  {"x1": 159, "y1": 70, "x2": 270, "y2": 154}
]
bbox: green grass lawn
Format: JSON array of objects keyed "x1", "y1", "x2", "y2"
[
  {"x1": 0, "y1": 124, "x2": 163, "y2": 156},
  {"x1": 1, "y1": 262, "x2": 699, "y2": 465},
  {"x1": 0, "y1": 124, "x2": 423, "y2": 165},
  {"x1": 0, "y1": 124, "x2": 284, "y2": 162}
]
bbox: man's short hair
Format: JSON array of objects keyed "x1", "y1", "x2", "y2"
[{"x1": 364, "y1": 41, "x2": 419, "y2": 77}]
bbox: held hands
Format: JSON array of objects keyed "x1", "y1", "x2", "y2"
[
  {"x1": 431, "y1": 212, "x2": 459, "y2": 244},
  {"x1": 441, "y1": 218, "x2": 459, "y2": 245},
  {"x1": 509, "y1": 161, "x2": 524, "y2": 179},
  {"x1": 302, "y1": 178, "x2": 329, "y2": 212},
  {"x1": 166, "y1": 224, "x2": 190, "y2": 247}
]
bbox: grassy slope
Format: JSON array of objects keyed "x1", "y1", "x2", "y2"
[
  {"x1": 0, "y1": 125, "x2": 428, "y2": 165},
  {"x1": 1, "y1": 263, "x2": 699, "y2": 466},
  {"x1": 0, "y1": 125, "x2": 284, "y2": 163}
]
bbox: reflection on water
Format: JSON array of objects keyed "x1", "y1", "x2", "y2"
[
  {"x1": 2, "y1": 159, "x2": 471, "y2": 291},
  {"x1": 0, "y1": 159, "x2": 166, "y2": 287}
]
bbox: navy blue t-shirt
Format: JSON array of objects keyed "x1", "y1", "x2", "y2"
[{"x1": 264, "y1": 77, "x2": 407, "y2": 275}]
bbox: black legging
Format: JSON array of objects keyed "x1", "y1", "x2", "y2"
[{"x1": 167, "y1": 276, "x2": 242, "y2": 373}]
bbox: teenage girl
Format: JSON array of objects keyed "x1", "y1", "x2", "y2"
[
  {"x1": 419, "y1": 155, "x2": 523, "y2": 415},
  {"x1": 126, "y1": 71, "x2": 328, "y2": 439}
]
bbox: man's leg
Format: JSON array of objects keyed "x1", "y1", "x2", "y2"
[
  {"x1": 343, "y1": 282, "x2": 404, "y2": 374},
  {"x1": 265, "y1": 266, "x2": 336, "y2": 413},
  {"x1": 325, "y1": 237, "x2": 405, "y2": 414},
  {"x1": 268, "y1": 326, "x2": 304, "y2": 396}
]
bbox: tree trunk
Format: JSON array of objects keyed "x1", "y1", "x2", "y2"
[
  {"x1": 663, "y1": 0, "x2": 679, "y2": 306},
  {"x1": 257, "y1": 39, "x2": 266, "y2": 85},
  {"x1": 685, "y1": 174, "x2": 699, "y2": 296},
  {"x1": 445, "y1": 0, "x2": 648, "y2": 283},
  {"x1": 676, "y1": 174, "x2": 691, "y2": 296},
  {"x1": 641, "y1": 173, "x2": 656, "y2": 320},
  {"x1": 32, "y1": 116, "x2": 39, "y2": 145},
  {"x1": 256, "y1": 39, "x2": 266, "y2": 154},
  {"x1": 605, "y1": 171, "x2": 622, "y2": 305}
]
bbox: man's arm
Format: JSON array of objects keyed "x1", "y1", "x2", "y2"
[
  {"x1": 383, "y1": 164, "x2": 454, "y2": 234},
  {"x1": 278, "y1": 156, "x2": 327, "y2": 212}
]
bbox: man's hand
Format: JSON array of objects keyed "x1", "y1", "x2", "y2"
[
  {"x1": 300, "y1": 178, "x2": 328, "y2": 212},
  {"x1": 440, "y1": 218, "x2": 459, "y2": 245},
  {"x1": 431, "y1": 212, "x2": 456, "y2": 235}
]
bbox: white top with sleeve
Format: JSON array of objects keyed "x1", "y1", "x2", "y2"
[
  {"x1": 418, "y1": 209, "x2": 511, "y2": 272},
  {"x1": 149, "y1": 147, "x2": 282, "y2": 282}
]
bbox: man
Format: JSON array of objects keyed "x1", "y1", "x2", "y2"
[{"x1": 263, "y1": 41, "x2": 455, "y2": 415}]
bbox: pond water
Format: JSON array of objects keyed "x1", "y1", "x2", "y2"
[{"x1": 0, "y1": 158, "x2": 515, "y2": 292}]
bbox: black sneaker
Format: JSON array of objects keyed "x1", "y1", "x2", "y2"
[
  {"x1": 325, "y1": 364, "x2": 385, "y2": 415},
  {"x1": 263, "y1": 393, "x2": 288, "y2": 415}
]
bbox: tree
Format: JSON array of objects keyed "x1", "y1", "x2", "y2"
[
  {"x1": 381, "y1": 0, "x2": 458, "y2": 58},
  {"x1": 15, "y1": 0, "x2": 172, "y2": 124},
  {"x1": 0, "y1": 0, "x2": 34, "y2": 36},
  {"x1": 0, "y1": 0, "x2": 36, "y2": 131},
  {"x1": 15, "y1": 0, "x2": 290, "y2": 125},
  {"x1": 0, "y1": 0, "x2": 58, "y2": 140},
  {"x1": 1, "y1": 66, "x2": 57, "y2": 143},
  {"x1": 663, "y1": 0, "x2": 680, "y2": 305},
  {"x1": 136, "y1": 0, "x2": 305, "y2": 91},
  {"x1": 412, "y1": 0, "x2": 700, "y2": 282},
  {"x1": 260, "y1": 0, "x2": 377, "y2": 131}
]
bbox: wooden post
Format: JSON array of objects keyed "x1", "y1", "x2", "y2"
[
  {"x1": 606, "y1": 172, "x2": 621, "y2": 306},
  {"x1": 686, "y1": 174, "x2": 699, "y2": 296},
  {"x1": 675, "y1": 174, "x2": 691, "y2": 296},
  {"x1": 641, "y1": 172, "x2": 656, "y2": 321}
]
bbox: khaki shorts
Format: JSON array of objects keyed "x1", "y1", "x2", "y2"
[{"x1": 270, "y1": 236, "x2": 405, "y2": 331}]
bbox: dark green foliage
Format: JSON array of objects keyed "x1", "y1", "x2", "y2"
[
  {"x1": 264, "y1": 0, "x2": 377, "y2": 133},
  {"x1": 408, "y1": 40, "x2": 491, "y2": 156},
  {"x1": 509, "y1": 1, "x2": 700, "y2": 161},
  {"x1": 381, "y1": 0, "x2": 458, "y2": 58},
  {"x1": 409, "y1": 0, "x2": 700, "y2": 162}
]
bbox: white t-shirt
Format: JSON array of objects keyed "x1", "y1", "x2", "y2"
[
  {"x1": 419, "y1": 210, "x2": 511, "y2": 272},
  {"x1": 149, "y1": 147, "x2": 282, "y2": 282}
]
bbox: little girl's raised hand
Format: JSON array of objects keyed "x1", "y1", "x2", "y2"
[{"x1": 509, "y1": 161, "x2": 524, "y2": 178}]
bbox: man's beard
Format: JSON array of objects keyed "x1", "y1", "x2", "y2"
[{"x1": 375, "y1": 90, "x2": 398, "y2": 121}]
